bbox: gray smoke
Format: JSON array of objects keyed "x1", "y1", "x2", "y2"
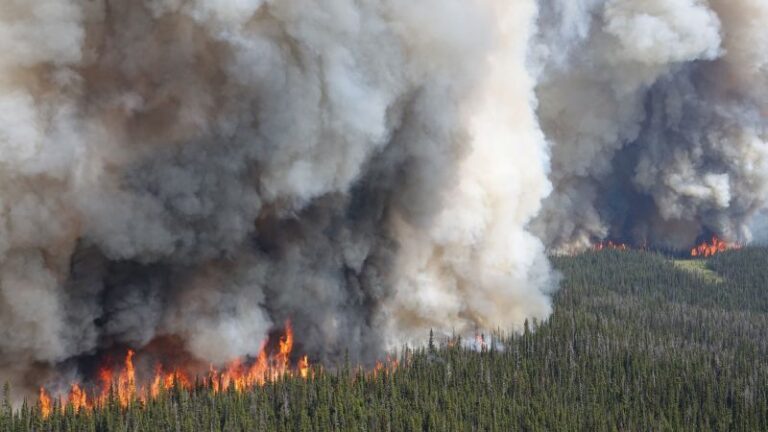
[
  {"x1": 532, "y1": 0, "x2": 768, "y2": 252},
  {"x1": 0, "y1": 0, "x2": 555, "y2": 392},
  {"x1": 4, "y1": 0, "x2": 767, "y2": 395}
]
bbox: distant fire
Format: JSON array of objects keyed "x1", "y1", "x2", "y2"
[
  {"x1": 593, "y1": 241, "x2": 629, "y2": 251},
  {"x1": 589, "y1": 236, "x2": 741, "y2": 258},
  {"x1": 690, "y1": 235, "x2": 741, "y2": 258}
]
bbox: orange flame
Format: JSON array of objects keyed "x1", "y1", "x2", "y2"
[
  {"x1": 68, "y1": 384, "x2": 89, "y2": 412},
  {"x1": 298, "y1": 355, "x2": 309, "y2": 379},
  {"x1": 39, "y1": 388, "x2": 52, "y2": 418},
  {"x1": 372, "y1": 355, "x2": 399, "y2": 377},
  {"x1": 690, "y1": 235, "x2": 740, "y2": 258},
  {"x1": 38, "y1": 321, "x2": 311, "y2": 415},
  {"x1": 593, "y1": 241, "x2": 628, "y2": 251},
  {"x1": 276, "y1": 321, "x2": 293, "y2": 373},
  {"x1": 117, "y1": 349, "x2": 136, "y2": 407},
  {"x1": 149, "y1": 368, "x2": 163, "y2": 399}
]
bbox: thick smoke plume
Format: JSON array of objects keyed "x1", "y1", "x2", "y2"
[
  {"x1": 0, "y1": 0, "x2": 554, "y2": 392},
  {"x1": 3, "y1": 0, "x2": 767, "y2": 395},
  {"x1": 532, "y1": 0, "x2": 768, "y2": 252}
]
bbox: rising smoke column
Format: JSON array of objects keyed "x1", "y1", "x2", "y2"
[
  {"x1": 0, "y1": 0, "x2": 555, "y2": 392},
  {"x1": 383, "y1": 0, "x2": 555, "y2": 346},
  {"x1": 532, "y1": 0, "x2": 768, "y2": 252}
]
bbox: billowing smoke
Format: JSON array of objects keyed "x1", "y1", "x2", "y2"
[
  {"x1": 3, "y1": 0, "x2": 767, "y2": 395},
  {"x1": 0, "y1": 0, "x2": 555, "y2": 392},
  {"x1": 532, "y1": 0, "x2": 768, "y2": 252}
]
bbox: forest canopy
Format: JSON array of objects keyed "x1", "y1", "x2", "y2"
[{"x1": 2, "y1": 248, "x2": 767, "y2": 432}]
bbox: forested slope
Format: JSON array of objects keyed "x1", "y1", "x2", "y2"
[{"x1": 2, "y1": 249, "x2": 767, "y2": 431}]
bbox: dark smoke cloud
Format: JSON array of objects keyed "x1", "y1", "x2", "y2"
[
  {"x1": 4, "y1": 0, "x2": 767, "y2": 396},
  {"x1": 0, "y1": 0, "x2": 555, "y2": 392},
  {"x1": 532, "y1": 0, "x2": 768, "y2": 252}
]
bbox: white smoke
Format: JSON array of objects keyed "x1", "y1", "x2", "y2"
[{"x1": 385, "y1": 0, "x2": 554, "y2": 345}]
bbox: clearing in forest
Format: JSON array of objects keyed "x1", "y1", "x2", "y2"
[{"x1": 672, "y1": 259, "x2": 724, "y2": 284}]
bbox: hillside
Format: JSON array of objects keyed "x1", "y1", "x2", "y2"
[{"x1": 2, "y1": 248, "x2": 767, "y2": 431}]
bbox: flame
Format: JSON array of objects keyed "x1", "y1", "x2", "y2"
[
  {"x1": 593, "y1": 241, "x2": 628, "y2": 251},
  {"x1": 373, "y1": 355, "x2": 399, "y2": 377},
  {"x1": 98, "y1": 367, "x2": 112, "y2": 402},
  {"x1": 39, "y1": 388, "x2": 51, "y2": 418},
  {"x1": 68, "y1": 384, "x2": 89, "y2": 412},
  {"x1": 298, "y1": 355, "x2": 309, "y2": 379},
  {"x1": 276, "y1": 321, "x2": 293, "y2": 372},
  {"x1": 149, "y1": 369, "x2": 163, "y2": 399},
  {"x1": 38, "y1": 321, "x2": 314, "y2": 416},
  {"x1": 690, "y1": 235, "x2": 740, "y2": 258},
  {"x1": 590, "y1": 236, "x2": 741, "y2": 257},
  {"x1": 37, "y1": 319, "x2": 402, "y2": 417},
  {"x1": 117, "y1": 349, "x2": 136, "y2": 407}
]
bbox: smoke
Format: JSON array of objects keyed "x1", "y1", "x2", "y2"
[
  {"x1": 0, "y1": 0, "x2": 555, "y2": 392},
  {"x1": 532, "y1": 0, "x2": 768, "y2": 251},
  {"x1": 3, "y1": 0, "x2": 767, "y2": 394}
]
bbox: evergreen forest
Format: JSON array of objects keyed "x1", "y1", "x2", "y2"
[{"x1": 2, "y1": 248, "x2": 767, "y2": 431}]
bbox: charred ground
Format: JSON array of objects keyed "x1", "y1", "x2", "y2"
[{"x1": 2, "y1": 248, "x2": 767, "y2": 431}]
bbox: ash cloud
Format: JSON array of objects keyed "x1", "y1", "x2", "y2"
[{"x1": 0, "y1": 0, "x2": 555, "y2": 392}]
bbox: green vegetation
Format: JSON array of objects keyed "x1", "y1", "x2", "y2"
[
  {"x1": 672, "y1": 259, "x2": 724, "y2": 283},
  {"x1": 2, "y1": 248, "x2": 768, "y2": 431}
]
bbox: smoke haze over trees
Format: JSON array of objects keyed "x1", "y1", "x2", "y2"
[{"x1": 4, "y1": 248, "x2": 768, "y2": 431}]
